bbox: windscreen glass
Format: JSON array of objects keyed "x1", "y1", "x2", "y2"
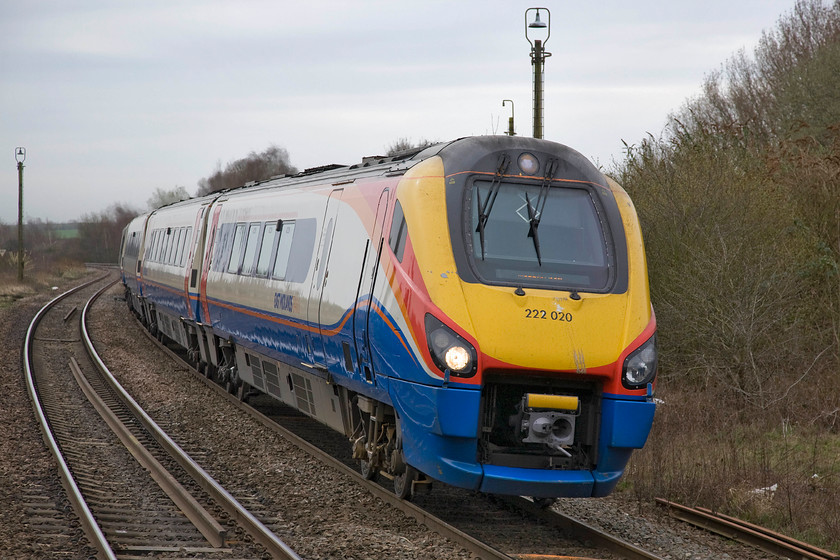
[{"x1": 470, "y1": 180, "x2": 612, "y2": 290}]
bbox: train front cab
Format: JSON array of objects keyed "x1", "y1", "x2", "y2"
[{"x1": 382, "y1": 137, "x2": 657, "y2": 498}]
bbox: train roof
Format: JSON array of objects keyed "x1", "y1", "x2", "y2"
[
  {"x1": 150, "y1": 136, "x2": 606, "y2": 213},
  {"x1": 224, "y1": 139, "x2": 456, "y2": 195}
]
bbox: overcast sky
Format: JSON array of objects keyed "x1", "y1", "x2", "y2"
[{"x1": 1, "y1": 0, "x2": 798, "y2": 224}]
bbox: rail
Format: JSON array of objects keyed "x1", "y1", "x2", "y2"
[
  {"x1": 655, "y1": 498, "x2": 839, "y2": 560},
  {"x1": 23, "y1": 273, "x2": 117, "y2": 560},
  {"x1": 80, "y1": 280, "x2": 302, "y2": 560}
]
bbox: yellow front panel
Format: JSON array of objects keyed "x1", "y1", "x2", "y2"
[
  {"x1": 459, "y1": 282, "x2": 629, "y2": 371},
  {"x1": 396, "y1": 159, "x2": 653, "y2": 376}
]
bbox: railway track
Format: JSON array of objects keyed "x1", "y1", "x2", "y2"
[
  {"x1": 24, "y1": 271, "x2": 300, "y2": 559},
  {"x1": 656, "y1": 498, "x2": 839, "y2": 560},
  {"x1": 94, "y1": 282, "x2": 666, "y2": 560}
]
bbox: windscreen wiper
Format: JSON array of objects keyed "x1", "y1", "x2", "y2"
[
  {"x1": 526, "y1": 158, "x2": 558, "y2": 266},
  {"x1": 525, "y1": 192, "x2": 542, "y2": 265},
  {"x1": 475, "y1": 153, "x2": 511, "y2": 260}
]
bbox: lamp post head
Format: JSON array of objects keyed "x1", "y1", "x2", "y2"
[
  {"x1": 525, "y1": 7, "x2": 550, "y2": 47},
  {"x1": 529, "y1": 10, "x2": 547, "y2": 28},
  {"x1": 15, "y1": 147, "x2": 26, "y2": 164}
]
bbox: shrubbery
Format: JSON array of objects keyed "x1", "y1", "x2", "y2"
[{"x1": 615, "y1": 0, "x2": 840, "y2": 548}]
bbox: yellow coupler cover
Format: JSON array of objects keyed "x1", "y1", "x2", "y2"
[{"x1": 526, "y1": 393, "x2": 579, "y2": 412}]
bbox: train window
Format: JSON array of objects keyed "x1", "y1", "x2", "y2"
[
  {"x1": 241, "y1": 223, "x2": 262, "y2": 275},
  {"x1": 146, "y1": 230, "x2": 156, "y2": 261},
  {"x1": 255, "y1": 225, "x2": 276, "y2": 277},
  {"x1": 272, "y1": 221, "x2": 296, "y2": 280},
  {"x1": 170, "y1": 229, "x2": 182, "y2": 265},
  {"x1": 172, "y1": 228, "x2": 182, "y2": 265},
  {"x1": 212, "y1": 223, "x2": 231, "y2": 272},
  {"x1": 180, "y1": 228, "x2": 188, "y2": 264},
  {"x1": 181, "y1": 227, "x2": 192, "y2": 266},
  {"x1": 168, "y1": 229, "x2": 179, "y2": 265},
  {"x1": 156, "y1": 229, "x2": 165, "y2": 262},
  {"x1": 153, "y1": 229, "x2": 164, "y2": 262},
  {"x1": 149, "y1": 230, "x2": 157, "y2": 262},
  {"x1": 388, "y1": 201, "x2": 407, "y2": 262},
  {"x1": 159, "y1": 231, "x2": 168, "y2": 263},
  {"x1": 174, "y1": 227, "x2": 186, "y2": 266},
  {"x1": 469, "y1": 181, "x2": 612, "y2": 291},
  {"x1": 227, "y1": 224, "x2": 247, "y2": 274},
  {"x1": 163, "y1": 230, "x2": 171, "y2": 264},
  {"x1": 147, "y1": 230, "x2": 156, "y2": 262}
]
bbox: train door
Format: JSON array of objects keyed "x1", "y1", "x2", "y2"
[
  {"x1": 353, "y1": 189, "x2": 390, "y2": 385},
  {"x1": 306, "y1": 189, "x2": 343, "y2": 369},
  {"x1": 119, "y1": 230, "x2": 127, "y2": 282},
  {"x1": 199, "y1": 204, "x2": 224, "y2": 325},
  {"x1": 183, "y1": 205, "x2": 207, "y2": 321}
]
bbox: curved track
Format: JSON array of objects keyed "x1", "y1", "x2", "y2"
[{"x1": 24, "y1": 271, "x2": 301, "y2": 559}]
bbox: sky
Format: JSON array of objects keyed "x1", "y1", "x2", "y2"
[{"x1": 1, "y1": 0, "x2": 799, "y2": 224}]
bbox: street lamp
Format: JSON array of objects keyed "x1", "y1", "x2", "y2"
[
  {"x1": 502, "y1": 100, "x2": 515, "y2": 136},
  {"x1": 525, "y1": 7, "x2": 551, "y2": 139},
  {"x1": 15, "y1": 147, "x2": 25, "y2": 281}
]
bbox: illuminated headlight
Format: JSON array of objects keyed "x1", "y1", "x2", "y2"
[
  {"x1": 622, "y1": 333, "x2": 658, "y2": 389},
  {"x1": 425, "y1": 314, "x2": 477, "y2": 378}
]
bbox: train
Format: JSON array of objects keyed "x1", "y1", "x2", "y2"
[{"x1": 119, "y1": 135, "x2": 657, "y2": 500}]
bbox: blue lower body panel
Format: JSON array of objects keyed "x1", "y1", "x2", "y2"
[
  {"x1": 389, "y1": 377, "x2": 656, "y2": 498},
  {"x1": 480, "y1": 466, "x2": 596, "y2": 497},
  {"x1": 388, "y1": 378, "x2": 484, "y2": 489}
]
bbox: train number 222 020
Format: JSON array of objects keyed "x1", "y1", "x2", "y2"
[{"x1": 525, "y1": 309, "x2": 573, "y2": 322}]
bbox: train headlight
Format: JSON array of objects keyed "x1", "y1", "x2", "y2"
[
  {"x1": 445, "y1": 346, "x2": 471, "y2": 371},
  {"x1": 425, "y1": 314, "x2": 477, "y2": 378},
  {"x1": 518, "y1": 152, "x2": 540, "y2": 175},
  {"x1": 622, "y1": 333, "x2": 658, "y2": 389}
]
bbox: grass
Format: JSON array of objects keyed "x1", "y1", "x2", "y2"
[
  {"x1": 0, "y1": 263, "x2": 91, "y2": 308},
  {"x1": 0, "y1": 283, "x2": 36, "y2": 308},
  {"x1": 623, "y1": 384, "x2": 840, "y2": 552}
]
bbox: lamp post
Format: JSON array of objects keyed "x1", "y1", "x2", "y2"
[
  {"x1": 525, "y1": 7, "x2": 551, "y2": 139},
  {"x1": 502, "y1": 100, "x2": 515, "y2": 136},
  {"x1": 15, "y1": 147, "x2": 25, "y2": 281}
]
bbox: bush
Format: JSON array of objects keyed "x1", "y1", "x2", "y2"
[{"x1": 612, "y1": 1, "x2": 840, "y2": 550}]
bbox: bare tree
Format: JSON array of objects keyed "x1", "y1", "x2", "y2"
[
  {"x1": 671, "y1": 0, "x2": 840, "y2": 149},
  {"x1": 385, "y1": 138, "x2": 437, "y2": 157},
  {"x1": 76, "y1": 203, "x2": 139, "y2": 263},
  {"x1": 196, "y1": 145, "x2": 297, "y2": 196},
  {"x1": 147, "y1": 186, "x2": 190, "y2": 210}
]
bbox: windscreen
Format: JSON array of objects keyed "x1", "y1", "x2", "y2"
[{"x1": 470, "y1": 180, "x2": 612, "y2": 291}]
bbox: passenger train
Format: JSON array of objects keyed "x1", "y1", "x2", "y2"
[{"x1": 119, "y1": 136, "x2": 657, "y2": 499}]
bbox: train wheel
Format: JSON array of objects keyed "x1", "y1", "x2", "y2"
[
  {"x1": 393, "y1": 465, "x2": 417, "y2": 499},
  {"x1": 532, "y1": 497, "x2": 556, "y2": 509},
  {"x1": 237, "y1": 382, "x2": 250, "y2": 403},
  {"x1": 359, "y1": 459, "x2": 377, "y2": 481}
]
